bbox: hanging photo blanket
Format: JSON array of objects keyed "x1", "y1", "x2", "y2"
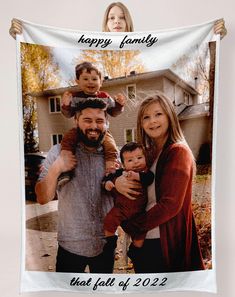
[{"x1": 17, "y1": 19, "x2": 220, "y2": 293}]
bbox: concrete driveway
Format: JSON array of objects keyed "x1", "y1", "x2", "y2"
[{"x1": 25, "y1": 200, "x2": 133, "y2": 273}]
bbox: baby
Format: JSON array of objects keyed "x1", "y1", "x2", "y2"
[{"x1": 102, "y1": 142, "x2": 154, "y2": 248}]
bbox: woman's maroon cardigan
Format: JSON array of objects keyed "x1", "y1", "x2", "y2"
[{"x1": 123, "y1": 142, "x2": 205, "y2": 272}]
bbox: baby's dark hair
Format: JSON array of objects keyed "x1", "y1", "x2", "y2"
[
  {"x1": 75, "y1": 62, "x2": 102, "y2": 80},
  {"x1": 120, "y1": 142, "x2": 145, "y2": 163}
]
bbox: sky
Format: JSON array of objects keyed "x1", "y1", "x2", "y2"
[{"x1": 51, "y1": 42, "x2": 209, "y2": 102}]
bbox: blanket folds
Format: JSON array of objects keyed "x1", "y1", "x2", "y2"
[{"x1": 17, "y1": 19, "x2": 219, "y2": 293}]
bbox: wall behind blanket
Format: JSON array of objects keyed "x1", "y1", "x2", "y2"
[{"x1": 0, "y1": 0, "x2": 234, "y2": 296}]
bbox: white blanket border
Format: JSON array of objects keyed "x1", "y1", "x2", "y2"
[{"x1": 16, "y1": 19, "x2": 220, "y2": 293}]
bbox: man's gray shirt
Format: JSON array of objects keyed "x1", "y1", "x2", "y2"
[{"x1": 39, "y1": 144, "x2": 114, "y2": 257}]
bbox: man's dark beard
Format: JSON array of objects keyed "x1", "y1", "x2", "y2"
[{"x1": 77, "y1": 127, "x2": 106, "y2": 147}]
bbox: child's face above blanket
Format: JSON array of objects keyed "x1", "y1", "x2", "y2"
[{"x1": 107, "y1": 5, "x2": 127, "y2": 32}]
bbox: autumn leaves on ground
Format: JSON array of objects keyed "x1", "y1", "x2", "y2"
[{"x1": 192, "y1": 165, "x2": 212, "y2": 269}]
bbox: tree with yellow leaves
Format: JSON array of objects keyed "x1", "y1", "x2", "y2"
[
  {"x1": 73, "y1": 49, "x2": 145, "y2": 81},
  {"x1": 21, "y1": 43, "x2": 61, "y2": 152}
]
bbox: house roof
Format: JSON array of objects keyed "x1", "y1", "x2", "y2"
[
  {"x1": 178, "y1": 102, "x2": 210, "y2": 120},
  {"x1": 103, "y1": 69, "x2": 198, "y2": 95},
  {"x1": 27, "y1": 69, "x2": 198, "y2": 97}
]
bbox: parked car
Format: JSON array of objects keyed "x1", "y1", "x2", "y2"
[{"x1": 24, "y1": 152, "x2": 47, "y2": 200}]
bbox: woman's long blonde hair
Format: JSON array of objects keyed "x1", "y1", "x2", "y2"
[
  {"x1": 137, "y1": 91, "x2": 187, "y2": 150},
  {"x1": 102, "y1": 2, "x2": 134, "y2": 32}
]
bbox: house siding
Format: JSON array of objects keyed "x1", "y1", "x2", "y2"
[
  {"x1": 37, "y1": 96, "x2": 74, "y2": 152},
  {"x1": 34, "y1": 71, "x2": 208, "y2": 162},
  {"x1": 175, "y1": 84, "x2": 185, "y2": 105},
  {"x1": 162, "y1": 77, "x2": 175, "y2": 102},
  {"x1": 180, "y1": 116, "x2": 211, "y2": 159}
]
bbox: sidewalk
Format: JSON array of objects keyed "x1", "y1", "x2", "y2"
[{"x1": 25, "y1": 200, "x2": 133, "y2": 273}]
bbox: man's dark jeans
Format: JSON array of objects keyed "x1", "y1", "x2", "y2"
[{"x1": 56, "y1": 236, "x2": 117, "y2": 273}]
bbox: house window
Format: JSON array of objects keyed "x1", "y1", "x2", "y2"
[
  {"x1": 49, "y1": 96, "x2": 61, "y2": 113},
  {"x1": 126, "y1": 84, "x2": 136, "y2": 100},
  {"x1": 51, "y1": 134, "x2": 63, "y2": 146},
  {"x1": 124, "y1": 128, "x2": 137, "y2": 143},
  {"x1": 184, "y1": 92, "x2": 192, "y2": 105}
]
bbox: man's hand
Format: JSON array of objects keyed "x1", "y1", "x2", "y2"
[
  {"x1": 114, "y1": 93, "x2": 125, "y2": 106},
  {"x1": 62, "y1": 91, "x2": 73, "y2": 106},
  {"x1": 35, "y1": 150, "x2": 77, "y2": 205},
  {"x1": 105, "y1": 160, "x2": 120, "y2": 174},
  {"x1": 55, "y1": 150, "x2": 77, "y2": 174}
]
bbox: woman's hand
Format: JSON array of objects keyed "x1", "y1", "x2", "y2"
[
  {"x1": 115, "y1": 174, "x2": 141, "y2": 200},
  {"x1": 214, "y1": 19, "x2": 227, "y2": 40},
  {"x1": 9, "y1": 18, "x2": 22, "y2": 39}
]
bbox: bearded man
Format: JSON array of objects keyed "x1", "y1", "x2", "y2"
[{"x1": 35, "y1": 99, "x2": 117, "y2": 273}]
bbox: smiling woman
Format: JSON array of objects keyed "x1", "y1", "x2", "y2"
[
  {"x1": 141, "y1": 101, "x2": 170, "y2": 149},
  {"x1": 138, "y1": 92, "x2": 184, "y2": 152},
  {"x1": 115, "y1": 91, "x2": 205, "y2": 273}
]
